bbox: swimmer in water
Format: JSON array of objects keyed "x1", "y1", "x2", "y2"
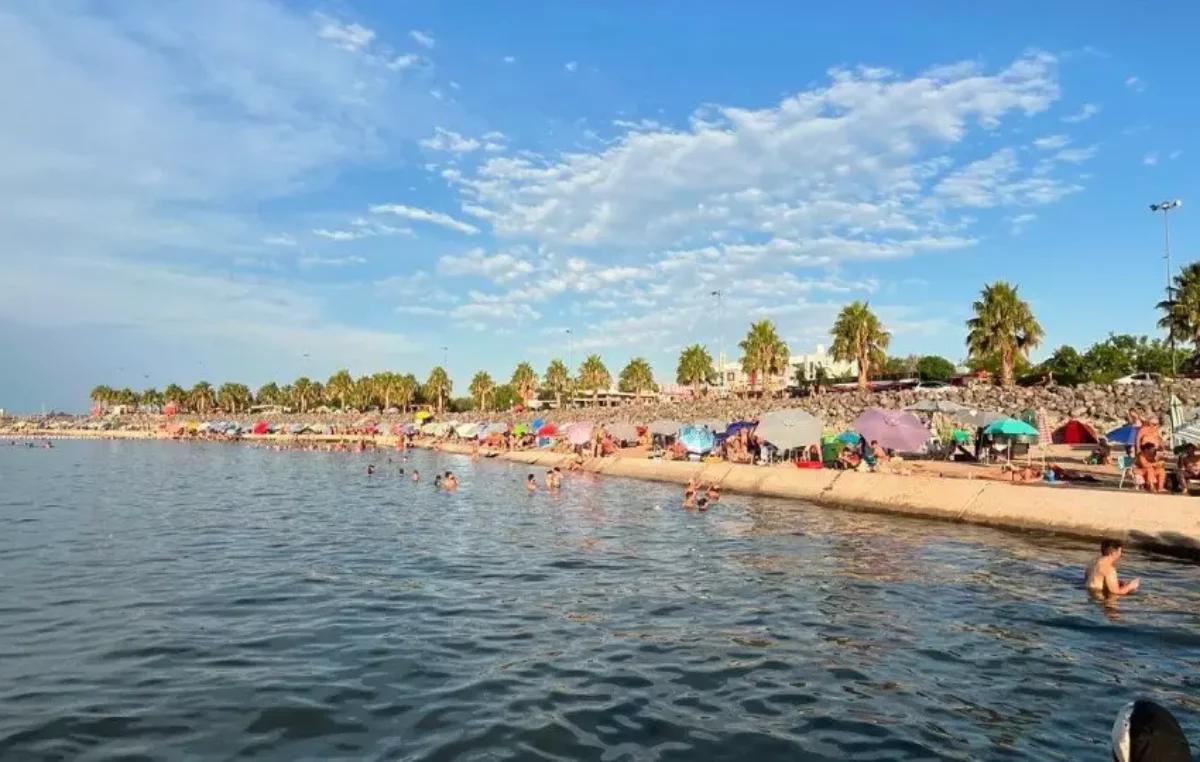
[
  {"x1": 1085, "y1": 539, "x2": 1140, "y2": 596},
  {"x1": 412, "y1": 470, "x2": 420, "y2": 483},
  {"x1": 526, "y1": 474, "x2": 537, "y2": 492},
  {"x1": 706, "y1": 484, "x2": 721, "y2": 501},
  {"x1": 367, "y1": 464, "x2": 376, "y2": 475},
  {"x1": 444, "y1": 471, "x2": 458, "y2": 490},
  {"x1": 434, "y1": 475, "x2": 442, "y2": 488},
  {"x1": 683, "y1": 487, "x2": 697, "y2": 510},
  {"x1": 398, "y1": 468, "x2": 405, "y2": 476}
]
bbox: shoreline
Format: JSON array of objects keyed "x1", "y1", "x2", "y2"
[{"x1": 9, "y1": 429, "x2": 1200, "y2": 557}]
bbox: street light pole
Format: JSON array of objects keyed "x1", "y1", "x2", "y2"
[
  {"x1": 711, "y1": 290, "x2": 723, "y2": 390},
  {"x1": 565, "y1": 329, "x2": 573, "y2": 409},
  {"x1": 1151, "y1": 199, "x2": 1183, "y2": 374}
]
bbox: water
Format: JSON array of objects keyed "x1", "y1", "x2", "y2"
[{"x1": 2, "y1": 442, "x2": 1199, "y2": 761}]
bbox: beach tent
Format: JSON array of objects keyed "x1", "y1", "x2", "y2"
[
  {"x1": 252, "y1": 420, "x2": 269, "y2": 435},
  {"x1": 1107, "y1": 424, "x2": 1139, "y2": 446},
  {"x1": 1052, "y1": 419, "x2": 1099, "y2": 445},
  {"x1": 649, "y1": 420, "x2": 683, "y2": 437},
  {"x1": 755, "y1": 410, "x2": 823, "y2": 451},
  {"x1": 163, "y1": 402, "x2": 179, "y2": 416},
  {"x1": 455, "y1": 423, "x2": 481, "y2": 438},
  {"x1": 608, "y1": 423, "x2": 639, "y2": 444},
  {"x1": 566, "y1": 423, "x2": 594, "y2": 445},
  {"x1": 853, "y1": 409, "x2": 930, "y2": 453},
  {"x1": 486, "y1": 422, "x2": 509, "y2": 435},
  {"x1": 678, "y1": 425, "x2": 716, "y2": 454}
]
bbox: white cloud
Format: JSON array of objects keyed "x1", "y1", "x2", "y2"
[
  {"x1": 935, "y1": 148, "x2": 1081, "y2": 208},
  {"x1": 313, "y1": 228, "x2": 362, "y2": 241},
  {"x1": 1125, "y1": 76, "x2": 1145, "y2": 92},
  {"x1": 503, "y1": 55, "x2": 516, "y2": 64},
  {"x1": 1054, "y1": 145, "x2": 1098, "y2": 163},
  {"x1": 263, "y1": 234, "x2": 297, "y2": 246},
  {"x1": 369, "y1": 203, "x2": 481, "y2": 235},
  {"x1": 387, "y1": 53, "x2": 420, "y2": 71},
  {"x1": 438, "y1": 248, "x2": 535, "y2": 283},
  {"x1": 447, "y1": 53, "x2": 1063, "y2": 252},
  {"x1": 1144, "y1": 152, "x2": 1159, "y2": 166},
  {"x1": 1169, "y1": 150, "x2": 1183, "y2": 161},
  {"x1": 409, "y1": 30, "x2": 435, "y2": 49},
  {"x1": 299, "y1": 254, "x2": 366, "y2": 267},
  {"x1": 1062, "y1": 103, "x2": 1100, "y2": 123},
  {"x1": 395, "y1": 305, "x2": 446, "y2": 316},
  {"x1": 1009, "y1": 213, "x2": 1036, "y2": 235},
  {"x1": 419, "y1": 128, "x2": 482, "y2": 154},
  {"x1": 1033, "y1": 134, "x2": 1069, "y2": 150},
  {"x1": 317, "y1": 20, "x2": 376, "y2": 52},
  {"x1": 451, "y1": 298, "x2": 541, "y2": 323},
  {"x1": 564, "y1": 61, "x2": 579, "y2": 73}
]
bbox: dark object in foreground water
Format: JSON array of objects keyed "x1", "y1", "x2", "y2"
[{"x1": 1113, "y1": 699, "x2": 1192, "y2": 762}]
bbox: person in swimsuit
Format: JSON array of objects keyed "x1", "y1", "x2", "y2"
[
  {"x1": 444, "y1": 472, "x2": 458, "y2": 490},
  {"x1": 1085, "y1": 539, "x2": 1140, "y2": 596},
  {"x1": 526, "y1": 474, "x2": 537, "y2": 492},
  {"x1": 366, "y1": 464, "x2": 375, "y2": 475},
  {"x1": 412, "y1": 470, "x2": 420, "y2": 483}
]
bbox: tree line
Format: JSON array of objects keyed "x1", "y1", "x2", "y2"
[{"x1": 90, "y1": 271, "x2": 1200, "y2": 415}]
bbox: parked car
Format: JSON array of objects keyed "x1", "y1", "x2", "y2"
[
  {"x1": 914, "y1": 381, "x2": 953, "y2": 393},
  {"x1": 1114, "y1": 373, "x2": 1161, "y2": 386}
]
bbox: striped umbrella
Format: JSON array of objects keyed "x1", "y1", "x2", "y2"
[
  {"x1": 1035, "y1": 408, "x2": 1052, "y2": 447},
  {"x1": 1168, "y1": 394, "x2": 1184, "y2": 448}
]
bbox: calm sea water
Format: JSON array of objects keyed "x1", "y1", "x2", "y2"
[{"x1": 2, "y1": 441, "x2": 1199, "y2": 761}]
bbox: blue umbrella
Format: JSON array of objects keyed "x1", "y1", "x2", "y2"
[
  {"x1": 724, "y1": 421, "x2": 755, "y2": 437},
  {"x1": 532, "y1": 418, "x2": 545, "y2": 431},
  {"x1": 836, "y1": 431, "x2": 862, "y2": 445},
  {"x1": 678, "y1": 425, "x2": 716, "y2": 454},
  {"x1": 1106, "y1": 424, "x2": 1139, "y2": 446}
]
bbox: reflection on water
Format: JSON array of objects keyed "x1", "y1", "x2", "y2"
[{"x1": 1, "y1": 440, "x2": 1199, "y2": 760}]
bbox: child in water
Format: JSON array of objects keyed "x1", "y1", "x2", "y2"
[
  {"x1": 433, "y1": 475, "x2": 442, "y2": 488},
  {"x1": 412, "y1": 470, "x2": 420, "y2": 483}
]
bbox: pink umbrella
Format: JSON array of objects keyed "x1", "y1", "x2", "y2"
[
  {"x1": 852, "y1": 408, "x2": 930, "y2": 453},
  {"x1": 567, "y1": 422, "x2": 594, "y2": 446}
]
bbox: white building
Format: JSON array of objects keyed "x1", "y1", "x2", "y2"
[{"x1": 711, "y1": 344, "x2": 857, "y2": 394}]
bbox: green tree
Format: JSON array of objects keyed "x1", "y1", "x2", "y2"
[
  {"x1": 140, "y1": 387, "x2": 163, "y2": 411},
  {"x1": 424, "y1": 367, "x2": 452, "y2": 414},
  {"x1": 544, "y1": 359, "x2": 572, "y2": 408},
  {"x1": 619, "y1": 357, "x2": 657, "y2": 396},
  {"x1": 372, "y1": 372, "x2": 400, "y2": 410},
  {"x1": 469, "y1": 371, "x2": 495, "y2": 411},
  {"x1": 351, "y1": 375, "x2": 376, "y2": 410},
  {"x1": 190, "y1": 382, "x2": 215, "y2": 415},
  {"x1": 491, "y1": 383, "x2": 522, "y2": 411},
  {"x1": 255, "y1": 382, "x2": 281, "y2": 406},
  {"x1": 577, "y1": 355, "x2": 612, "y2": 405},
  {"x1": 89, "y1": 384, "x2": 113, "y2": 410},
  {"x1": 163, "y1": 384, "x2": 187, "y2": 410},
  {"x1": 1037, "y1": 345, "x2": 1089, "y2": 386},
  {"x1": 396, "y1": 373, "x2": 419, "y2": 412},
  {"x1": 326, "y1": 369, "x2": 354, "y2": 410},
  {"x1": 1158, "y1": 262, "x2": 1200, "y2": 348},
  {"x1": 739, "y1": 319, "x2": 790, "y2": 394},
  {"x1": 830, "y1": 301, "x2": 890, "y2": 391},
  {"x1": 965, "y1": 281, "x2": 1044, "y2": 388},
  {"x1": 915, "y1": 355, "x2": 957, "y2": 383},
  {"x1": 216, "y1": 383, "x2": 240, "y2": 413},
  {"x1": 675, "y1": 345, "x2": 714, "y2": 394},
  {"x1": 511, "y1": 362, "x2": 538, "y2": 402}
]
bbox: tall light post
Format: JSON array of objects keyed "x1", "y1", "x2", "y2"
[
  {"x1": 440, "y1": 346, "x2": 448, "y2": 369},
  {"x1": 711, "y1": 290, "x2": 723, "y2": 389},
  {"x1": 565, "y1": 328, "x2": 574, "y2": 409},
  {"x1": 1151, "y1": 199, "x2": 1183, "y2": 374}
]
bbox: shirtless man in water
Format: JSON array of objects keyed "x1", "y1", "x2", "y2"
[{"x1": 1085, "y1": 539, "x2": 1140, "y2": 596}]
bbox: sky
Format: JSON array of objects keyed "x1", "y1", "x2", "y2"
[{"x1": 2, "y1": 0, "x2": 1198, "y2": 412}]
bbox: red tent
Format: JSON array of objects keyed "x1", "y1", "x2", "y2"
[
  {"x1": 537, "y1": 423, "x2": 558, "y2": 437},
  {"x1": 163, "y1": 402, "x2": 179, "y2": 416},
  {"x1": 252, "y1": 420, "x2": 269, "y2": 435},
  {"x1": 1052, "y1": 419, "x2": 1099, "y2": 445}
]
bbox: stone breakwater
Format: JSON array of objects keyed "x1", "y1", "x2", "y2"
[{"x1": 497, "y1": 449, "x2": 1200, "y2": 556}]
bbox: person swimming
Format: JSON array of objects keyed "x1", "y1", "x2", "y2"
[
  {"x1": 412, "y1": 470, "x2": 420, "y2": 483},
  {"x1": 526, "y1": 474, "x2": 537, "y2": 492},
  {"x1": 705, "y1": 484, "x2": 721, "y2": 501},
  {"x1": 444, "y1": 471, "x2": 458, "y2": 490},
  {"x1": 366, "y1": 464, "x2": 376, "y2": 475},
  {"x1": 1085, "y1": 539, "x2": 1140, "y2": 596},
  {"x1": 433, "y1": 475, "x2": 442, "y2": 488},
  {"x1": 1112, "y1": 699, "x2": 1192, "y2": 762},
  {"x1": 683, "y1": 487, "x2": 697, "y2": 509},
  {"x1": 398, "y1": 468, "x2": 405, "y2": 476}
]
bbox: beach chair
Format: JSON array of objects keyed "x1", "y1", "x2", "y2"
[{"x1": 1117, "y1": 454, "x2": 1136, "y2": 489}]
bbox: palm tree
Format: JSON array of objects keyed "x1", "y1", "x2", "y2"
[
  {"x1": 279, "y1": 384, "x2": 295, "y2": 410},
  {"x1": 618, "y1": 357, "x2": 657, "y2": 398},
  {"x1": 396, "y1": 374, "x2": 419, "y2": 412},
  {"x1": 544, "y1": 359, "x2": 572, "y2": 408},
  {"x1": 830, "y1": 301, "x2": 891, "y2": 391},
  {"x1": 739, "y1": 319, "x2": 790, "y2": 395},
  {"x1": 291, "y1": 377, "x2": 317, "y2": 413},
  {"x1": 140, "y1": 387, "x2": 163, "y2": 412},
  {"x1": 675, "y1": 345, "x2": 715, "y2": 395},
  {"x1": 89, "y1": 384, "x2": 113, "y2": 410},
  {"x1": 351, "y1": 375, "x2": 376, "y2": 410},
  {"x1": 256, "y1": 382, "x2": 281, "y2": 407},
  {"x1": 1158, "y1": 262, "x2": 1200, "y2": 348},
  {"x1": 190, "y1": 382, "x2": 215, "y2": 415},
  {"x1": 577, "y1": 355, "x2": 611, "y2": 406},
  {"x1": 966, "y1": 281, "x2": 1044, "y2": 387},
  {"x1": 163, "y1": 384, "x2": 187, "y2": 411},
  {"x1": 424, "y1": 367, "x2": 452, "y2": 414},
  {"x1": 469, "y1": 371, "x2": 495, "y2": 411},
  {"x1": 216, "y1": 383, "x2": 240, "y2": 413},
  {"x1": 511, "y1": 362, "x2": 538, "y2": 403},
  {"x1": 373, "y1": 372, "x2": 400, "y2": 410},
  {"x1": 326, "y1": 369, "x2": 354, "y2": 410}
]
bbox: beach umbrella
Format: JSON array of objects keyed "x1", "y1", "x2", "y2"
[
  {"x1": 252, "y1": 420, "x2": 269, "y2": 435},
  {"x1": 724, "y1": 421, "x2": 756, "y2": 437},
  {"x1": 835, "y1": 431, "x2": 862, "y2": 445},
  {"x1": 608, "y1": 423, "x2": 639, "y2": 444},
  {"x1": 1035, "y1": 408, "x2": 1052, "y2": 447},
  {"x1": 678, "y1": 425, "x2": 716, "y2": 454},
  {"x1": 532, "y1": 418, "x2": 545, "y2": 431},
  {"x1": 1173, "y1": 420, "x2": 1200, "y2": 446},
  {"x1": 853, "y1": 408, "x2": 931, "y2": 453},
  {"x1": 1106, "y1": 423, "x2": 1139, "y2": 446},
  {"x1": 1169, "y1": 394, "x2": 1185, "y2": 448},
  {"x1": 953, "y1": 408, "x2": 1005, "y2": 429},
  {"x1": 696, "y1": 419, "x2": 728, "y2": 433},
  {"x1": 906, "y1": 399, "x2": 967, "y2": 414},
  {"x1": 487, "y1": 422, "x2": 509, "y2": 434},
  {"x1": 983, "y1": 418, "x2": 1039, "y2": 437},
  {"x1": 536, "y1": 423, "x2": 558, "y2": 437},
  {"x1": 649, "y1": 419, "x2": 683, "y2": 437},
  {"x1": 567, "y1": 422, "x2": 594, "y2": 445},
  {"x1": 455, "y1": 423, "x2": 481, "y2": 438},
  {"x1": 755, "y1": 410, "x2": 823, "y2": 451},
  {"x1": 513, "y1": 423, "x2": 530, "y2": 435}
]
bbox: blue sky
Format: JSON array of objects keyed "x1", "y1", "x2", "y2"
[{"x1": 2, "y1": 0, "x2": 1197, "y2": 412}]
